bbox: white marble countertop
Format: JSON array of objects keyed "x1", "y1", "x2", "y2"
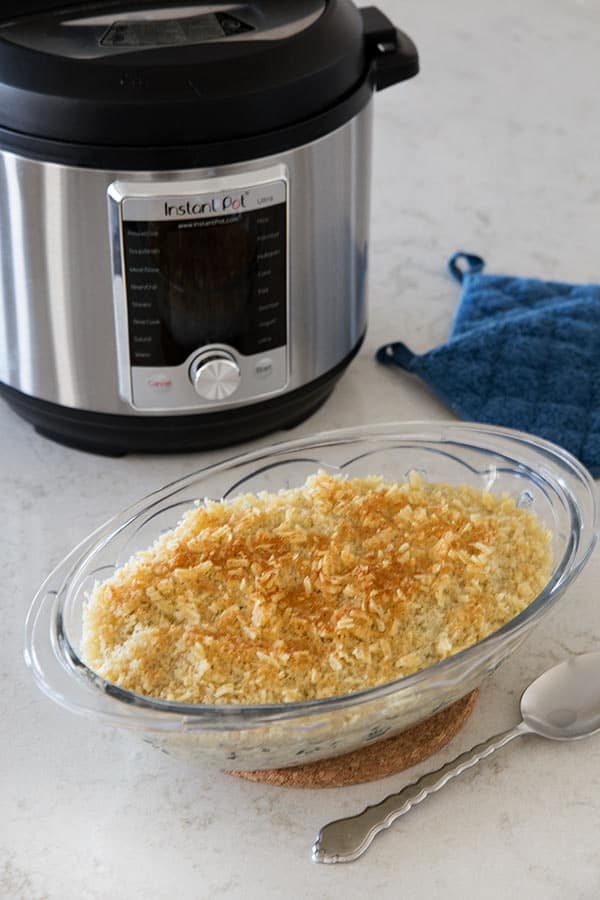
[{"x1": 2, "y1": 0, "x2": 600, "y2": 897}]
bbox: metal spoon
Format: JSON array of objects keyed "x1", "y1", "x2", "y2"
[{"x1": 313, "y1": 652, "x2": 600, "y2": 864}]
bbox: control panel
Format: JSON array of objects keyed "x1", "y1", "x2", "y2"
[{"x1": 108, "y1": 172, "x2": 289, "y2": 411}]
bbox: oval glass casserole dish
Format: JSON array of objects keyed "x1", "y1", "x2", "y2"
[{"x1": 25, "y1": 423, "x2": 598, "y2": 770}]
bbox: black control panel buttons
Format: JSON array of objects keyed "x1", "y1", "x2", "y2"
[{"x1": 122, "y1": 203, "x2": 287, "y2": 368}]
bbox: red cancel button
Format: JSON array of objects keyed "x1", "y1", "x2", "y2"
[{"x1": 146, "y1": 374, "x2": 173, "y2": 392}]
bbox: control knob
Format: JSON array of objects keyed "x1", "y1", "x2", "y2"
[{"x1": 190, "y1": 351, "x2": 241, "y2": 401}]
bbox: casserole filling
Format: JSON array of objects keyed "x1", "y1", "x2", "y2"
[{"x1": 81, "y1": 472, "x2": 552, "y2": 704}]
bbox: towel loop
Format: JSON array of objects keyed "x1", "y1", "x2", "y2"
[
  {"x1": 448, "y1": 252, "x2": 486, "y2": 284},
  {"x1": 376, "y1": 342, "x2": 416, "y2": 368}
]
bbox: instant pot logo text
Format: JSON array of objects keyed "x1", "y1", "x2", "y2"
[{"x1": 164, "y1": 193, "x2": 249, "y2": 217}]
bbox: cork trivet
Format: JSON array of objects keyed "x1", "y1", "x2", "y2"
[{"x1": 228, "y1": 690, "x2": 478, "y2": 788}]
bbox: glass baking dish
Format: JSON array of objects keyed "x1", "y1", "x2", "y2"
[{"x1": 25, "y1": 423, "x2": 598, "y2": 770}]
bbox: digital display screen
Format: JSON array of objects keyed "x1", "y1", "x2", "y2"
[
  {"x1": 122, "y1": 203, "x2": 287, "y2": 368},
  {"x1": 163, "y1": 216, "x2": 256, "y2": 350}
]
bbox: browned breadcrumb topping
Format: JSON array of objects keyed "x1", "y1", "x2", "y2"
[{"x1": 81, "y1": 472, "x2": 552, "y2": 704}]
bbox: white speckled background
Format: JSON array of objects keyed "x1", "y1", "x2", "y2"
[{"x1": 2, "y1": 1, "x2": 600, "y2": 897}]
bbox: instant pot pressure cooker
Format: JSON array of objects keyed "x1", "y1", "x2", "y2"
[{"x1": 0, "y1": 1, "x2": 418, "y2": 454}]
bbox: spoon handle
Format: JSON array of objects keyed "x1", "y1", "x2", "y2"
[{"x1": 312, "y1": 721, "x2": 529, "y2": 864}]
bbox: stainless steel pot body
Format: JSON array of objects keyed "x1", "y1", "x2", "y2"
[{"x1": 0, "y1": 103, "x2": 372, "y2": 417}]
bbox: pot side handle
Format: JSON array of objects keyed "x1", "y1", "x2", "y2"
[{"x1": 361, "y1": 6, "x2": 419, "y2": 91}]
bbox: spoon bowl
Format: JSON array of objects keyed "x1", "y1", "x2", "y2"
[{"x1": 521, "y1": 651, "x2": 600, "y2": 741}]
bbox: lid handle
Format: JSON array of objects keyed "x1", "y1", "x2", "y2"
[{"x1": 361, "y1": 7, "x2": 419, "y2": 91}]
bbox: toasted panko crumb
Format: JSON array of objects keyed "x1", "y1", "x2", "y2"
[{"x1": 81, "y1": 472, "x2": 552, "y2": 704}]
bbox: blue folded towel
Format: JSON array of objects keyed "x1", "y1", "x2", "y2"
[{"x1": 377, "y1": 252, "x2": 600, "y2": 475}]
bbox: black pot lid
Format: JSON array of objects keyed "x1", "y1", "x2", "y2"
[{"x1": 0, "y1": 1, "x2": 418, "y2": 147}]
